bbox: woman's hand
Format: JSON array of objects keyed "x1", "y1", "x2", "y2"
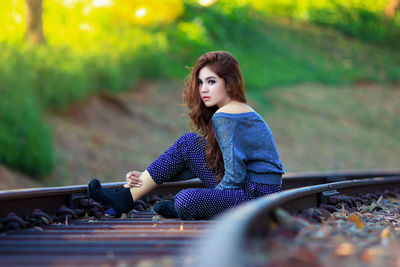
[{"x1": 124, "y1": 171, "x2": 143, "y2": 188}]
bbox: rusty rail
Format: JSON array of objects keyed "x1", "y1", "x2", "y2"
[
  {"x1": 1, "y1": 169, "x2": 399, "y2": 265},
  {"x1": 1, "y1": 169, "x2": 399, "y2": 218},
  {"x1": 0, "y1": 179, "x2": 205, "y2": 218},
  {"x1": 1, "y1": 211, "x2": 211, "y2": 266},
  {"x1": 193, "y1": 175, "x2": 400, "y2": 267}
]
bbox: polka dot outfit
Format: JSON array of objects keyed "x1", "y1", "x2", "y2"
[{"x1": 147, "y1": 132, "x2": 282, "y2": 220}]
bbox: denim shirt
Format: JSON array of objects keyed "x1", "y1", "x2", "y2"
[{"x1": 212, "y1": 111, "x2": 284, "y2": 190}]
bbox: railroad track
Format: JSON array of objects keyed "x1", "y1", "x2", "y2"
[
  {"x1": 0, "y1": 169, "x2": 399, "y2": 266},
  {"x1": 195, "y1": 171, "x2": 400, "y2": 267}
]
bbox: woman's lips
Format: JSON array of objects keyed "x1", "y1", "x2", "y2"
[{"x1": 203, "y1": 96, "x2": 210, "y2": 101}]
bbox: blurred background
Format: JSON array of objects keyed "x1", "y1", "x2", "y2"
[{"x1": 0, "y1": 0, "x2": 399, "y2": 189}]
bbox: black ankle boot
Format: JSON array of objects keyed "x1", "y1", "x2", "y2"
[
  {"x1": 153, "y1": 200, "x2": 179, "y2": 218},
  {"x1": 87, "y1": 178, "x2": 135, "y2": 216}
]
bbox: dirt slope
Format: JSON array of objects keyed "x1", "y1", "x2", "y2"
[
  {"x1": 0, "y1": 80, "x2": 189, "y2": 189},
  {"x1": 46, "y1": 80, "x2": 190, "y2": 187}
]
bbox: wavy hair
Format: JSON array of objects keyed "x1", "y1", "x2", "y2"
[{"x1": 183, "y1": 51, "x2": 247, "y2": 183}]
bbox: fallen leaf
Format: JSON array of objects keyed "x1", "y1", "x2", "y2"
[
  {"x1": 33, "y1": 226, "x2": 44, "y2": 231},
  {"x1": 380, "y1": 227, "x2": 391, "y2": 246},
  {"x1": 348, "y1": 214, "x2": 364, "y2": 229},
  {"x1": 361, "y1": 247, "x2": 385, "y2": 262},
  {"x1": 335, "y1": 242, "x2": 355, "y2": 256},
  {"x1": 381, "y1": 228, "x2": 390, "y2": 239},
  {"x1": 269, "y1": 221, "x2": 277, "y2": 230},
  {"x1": 41, "y1": 216, "x2": 50, "y2": 225}
]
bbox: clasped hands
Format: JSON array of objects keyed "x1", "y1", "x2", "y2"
[{"x1": 124, "y1": 171, "x2": 143, "y2": 188}]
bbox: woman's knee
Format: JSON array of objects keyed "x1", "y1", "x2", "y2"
[
  {"x1": 174, "y1": 189, "x2": 197, "y2": 220},
  {"x1": 176, "y1": 132, "x2": 205, "y2": 157},
  {"x1": 177, "y1": 132, "x2": 201, "y2": 146}
]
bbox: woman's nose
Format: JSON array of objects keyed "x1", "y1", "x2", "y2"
[{"x1": 201, "y1": 84, "x2": 208, "y2": 92}]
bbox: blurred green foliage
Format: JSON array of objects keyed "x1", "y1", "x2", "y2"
[
  {"x1": 0, "y1": 91, "x2": 54, "y2": 177},
  {"x1": 251, "y1": 0, "x2": 400, "y2": 46},
  {"x1": 0, "y1": 0, "x2": 399, "y2": 178}
]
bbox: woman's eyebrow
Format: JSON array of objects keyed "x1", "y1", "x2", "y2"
[{"x1": 198, "y1": 76, "x2": 216, "y2": 81}]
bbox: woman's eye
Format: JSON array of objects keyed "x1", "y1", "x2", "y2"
[
  {"x1": 208, "y1": 80, "x2": 216, "y2": 85},
  {"x1": 198, "y1": 80, "x2": 203, "y2": 85}
]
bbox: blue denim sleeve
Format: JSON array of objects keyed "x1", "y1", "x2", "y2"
[
  {"x1": 172, "y1": 167, "x2": 196, "y2": 181},
  {"x1": 212, "y1": 116, "x2": 247, "y2": 189}
]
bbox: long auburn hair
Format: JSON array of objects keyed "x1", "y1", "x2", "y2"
[{"x1": 183, "y1": 51, "x2": 247, "y2": 183}]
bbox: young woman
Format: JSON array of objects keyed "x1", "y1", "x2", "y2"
[{"x1": 88, "y1": 51, "x2": 284, "y2": 220}]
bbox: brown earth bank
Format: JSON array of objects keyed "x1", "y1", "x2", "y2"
[
  {"x1": 0, "y1": 80, "x2": 189, "y2": 189},
  {"x1": 0, "y1": 166, "x2": 43, "y2": 190},
  {"x1": 44, "y1": 80, "x2": 191, "y2": 187}
]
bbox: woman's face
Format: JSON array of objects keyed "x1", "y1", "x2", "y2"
[{"x1": 198, "y1": 66, "x2": 231, "y2": 108}]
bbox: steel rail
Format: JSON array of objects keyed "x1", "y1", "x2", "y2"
[
  {"x1": 193, "y1": 175, "x2": 400, "y2": 267},
  {"x1": 0, "y1": 207, "x2": 213, "y2": 265},
  {"x1": 1, "y1": 169, "x2": 399, "y2": 218},
  {"x1": 0, "y1": 214, "x2": 209, "y2": 266},
  {"x1": 0, "y1": 170, "x2": 399, "y2": 266},
  {"x1": 0, "y1": 179, "x2": 205, "y2": 218}
]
